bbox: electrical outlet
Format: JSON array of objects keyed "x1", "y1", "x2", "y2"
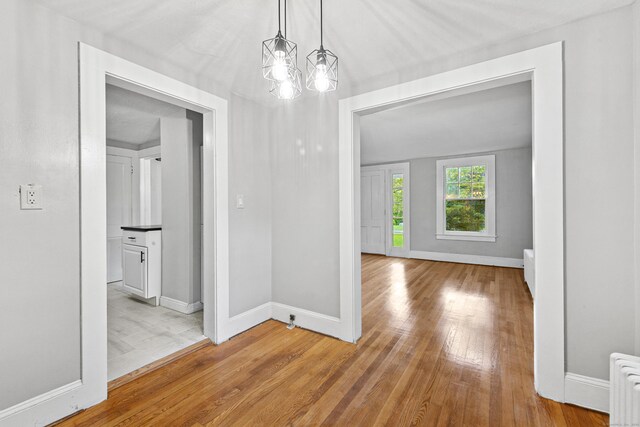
[{"x1": 20, "y1": 184, "x2": 43, "y2": 210}]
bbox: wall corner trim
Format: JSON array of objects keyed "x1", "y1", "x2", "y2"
[
  {"x1": 409, "y1": 250, "x2": 524, "y2": 268},
  {"x1": 220, "y1": 302, "x2": 272, "y2": 342},
  {"x1": 564, "y1": 373, "x2": 609, "y2": 413}
]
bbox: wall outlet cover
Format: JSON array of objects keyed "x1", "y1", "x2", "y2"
[{"x1": 20, "y1": 184, "x2": 43, "y2": 210}]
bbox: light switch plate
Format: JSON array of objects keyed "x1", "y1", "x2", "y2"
[
  {"x1": 20, "y1": 184, "x2": 43, "y2": 210},
  {"x1": 236, "y1": 194, "x2": 244, "y2": 209}
]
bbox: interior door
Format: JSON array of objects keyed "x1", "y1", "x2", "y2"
[
  {"x1": 122, "y1": 244, "x2": 147, "y2": 297},
  {"x1": 361, "y1": 169, "x2": 386, "y2": 254},
  {"x1": 107, "y1": 155, "x2": 133, "y2": 283}
]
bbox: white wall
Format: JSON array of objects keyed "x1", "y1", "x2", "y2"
[
  {"x1": 410, "y1": 147, "x2": 532, "y2": 259},
  {"x1": 228, "y1": 96, "x2": 272, "y2": 316},
  {"x1": 270, "y1": 97, "x2": 341, "y2": 318},
  {"x1": 269, "y1": 6, "x2": 636, "y2": 380},
  {"x1": 160, "y1": 115, "x2": 200, "y2": 305},
  {"x1": 0, "y1": 0, "x2": 271, "y2": 411}
]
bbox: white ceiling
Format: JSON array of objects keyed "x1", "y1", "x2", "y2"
[
  {"x1": 106, "y1": 84, "x2": 183, "y2": 145},
  {"x1": 360, "y1": 81, "x2": 532, "y2": 165},
  {"x1": 35, "y1": 0, "x2": 631, "y2": 104}
]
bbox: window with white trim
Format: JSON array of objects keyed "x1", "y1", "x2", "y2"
[{"x1": 436, "y1": 155, "x2": 496, "y2": 242}]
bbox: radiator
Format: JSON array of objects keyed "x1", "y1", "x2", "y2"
[{"x1": 611, "y1": 353, "x2": 640, "y2": 426}]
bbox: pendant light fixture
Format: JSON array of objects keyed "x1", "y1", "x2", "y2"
[
  {"x1": 268, "y1": 0, "x2": 302, "y2": 100},
  {"x1": 262, "y1": 0, "x2": 297, "y2": 83},
  {"x1": 306, "y1": 0, "x2": 338, "y2": 93}
]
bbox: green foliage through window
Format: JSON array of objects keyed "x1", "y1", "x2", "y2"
[
  {"x1": 392, "y1": 174, "x2": 404, "y2": 247},
  {"x1": 446, "y1": 200, "x2": 486, "y2": 232},
  {"x1": 444, "y1": 165, "x2": 487, "y2": 232}
]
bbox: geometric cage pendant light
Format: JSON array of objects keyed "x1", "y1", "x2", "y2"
[
  {"x1": 306, "y1": 0, "x2": 338, "y2": 92},
  {"x1": 262, "y1": 0, "x2": 298, "y2": 83},
  {"x1": 263, "y1": 0, "x2": 302, "y2": 100},
  {"x1": 270, "y1": 66, "x2": 303, "y2": 100}
]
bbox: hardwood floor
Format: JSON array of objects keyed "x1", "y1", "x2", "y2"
[{"x1": 58, "y1": 255, "x2": 608, "y2": 426}]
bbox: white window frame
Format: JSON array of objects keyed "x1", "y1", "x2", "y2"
[
  {"x1": 386, "y1": 163, "x2": 410, "y2": 258},
  {"x1": 436, "y1": 154, "x2": 496, "y2": 242}
]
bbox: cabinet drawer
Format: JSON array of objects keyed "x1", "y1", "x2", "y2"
[{"x1": 122, "y1": 230, "x2": 147, "y2": 246}]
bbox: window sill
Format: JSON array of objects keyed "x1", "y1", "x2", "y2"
[{"x1": 436, "y1": 234, "x2": 497, "y2": 242}]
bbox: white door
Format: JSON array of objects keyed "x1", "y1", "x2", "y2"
[
  {"x1": 122, "y1": 244, "x2": 147, "y2": 297},
  {"x1": 107, "y1": 155, "x2": 133, "y2": 283},
  {"x1": 361, "y1": 169, "x2": 386, "y2": 254}
]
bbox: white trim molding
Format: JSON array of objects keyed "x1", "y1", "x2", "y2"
[
  {"x1": 410, "y1": 250, "x2": 523, "y2": 268},
  {"x1": 436, "y1": 154, "x2": 496, "y2": 242},
  {"x1": 221, "y1": 302, "x2": 343, "y2": 342},
  {"x1": 223, "y1": 302, "x2": 272, "y2": 340},
  {"x1": 564, "y1": 373, "x2": 609, "y2": 413},
  {"x1": 159, "y1": 296, "x2": 204, "y2": 314},
  {"x1": 271, "y1": 303, "x2": 342, "y2": 338},
  {"x1": 0, "y1": 380, "x2": 82, "y2": 424},
  {"x1": 339, "y1": 42, "x2": 564, "y2": 400}
]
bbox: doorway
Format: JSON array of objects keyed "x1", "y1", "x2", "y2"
[
  {"x1": 360, "y1": 162, "x2": 410, "y2": 258},
  {"x1": 75, "y1": 43, "x2": 230, "y2": 411},
  {"x1": 104, "y1": 85, "x2": 206, "y2": 381},
  {"x1": 337, "y1": 43, "x2": 565, "y2": 401}
]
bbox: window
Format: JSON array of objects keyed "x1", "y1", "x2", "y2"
[
  {"x1": 436, "y1": 155, "x2": 495, "y2": 242},
  {"x1": 391, "y1": 173, "x2": 404, "y2": 248}
]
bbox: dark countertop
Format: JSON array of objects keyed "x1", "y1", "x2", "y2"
[{"x1": 121, "y1": 225, "x2": 162, "y2": 232}]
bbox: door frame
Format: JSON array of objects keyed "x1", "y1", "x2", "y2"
[
  {"x1": 78, "y1": 41, "x2": 229, "y2": 407},
  {"x1": 338, "y1": 43, "x2": 565, "y2": 401},
  {"x1": 361, "y1": 162, "x2": 411, "y2": 258}
]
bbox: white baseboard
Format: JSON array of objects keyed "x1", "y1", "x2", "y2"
[
  {"x1": 271, "y1": 302, "x2": 342, "y2": 339},
  {"x1": 564, "y1": 373, "x2": 609, "y2": 413},
  {"x1": 0, "y1": 380, "x2": 83, "y2": 425},
  {"x1": 221, "y1": 302, "x2": 272, "y2": 342},
  {"x1": 410, "y1": 250, "x2": 524, "y2": 268},
  {"x1": 159, "y1": 296, "x2": 203, "y2": 314}
]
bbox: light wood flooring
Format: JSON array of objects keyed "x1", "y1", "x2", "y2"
[
  {"x1": 107, "y1": 283, "x2": 204, "y2": 381},
  {"x1": 61, "y1": 256, "x2": 608, "y2": 426}
]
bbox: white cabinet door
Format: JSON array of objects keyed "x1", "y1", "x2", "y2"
[
  {"x1": 107, "y1": 155, "x2": 132, "y2": 282},
  {"x1": 122, "y1": 244, "x2": 147, "y2": 297},
  {"x1": 361, "y1": 169, "x2": 386, "y2": 254}
]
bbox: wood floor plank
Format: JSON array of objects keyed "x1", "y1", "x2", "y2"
[{"x1": 57, "y1": 255, "x2": 609, "y2": 426}]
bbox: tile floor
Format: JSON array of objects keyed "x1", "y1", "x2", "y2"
[{"x1": 107, "y1": 283, "x2": 205, "y2": 381}]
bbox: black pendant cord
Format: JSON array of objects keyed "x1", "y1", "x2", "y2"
[
  {"x1": 278, "y1": 0, "x2": 281, "y2": 33},
  {"x1": 320, "y1": 0, "x2": 323, "y2": 48},
  {"x1": 284, "y1": 0, "x2": 287, "y2": 38}
]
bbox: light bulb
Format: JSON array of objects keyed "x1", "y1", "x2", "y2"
[
  {"x1": 272, "y1": 50, "x2": 288, "y2": 81},
  {"x1": 279, "y1": 79, "x2": 294, "y2": 99},
  {"x1": 314, "y1": 63, "x2": 329, "y2": 92}
]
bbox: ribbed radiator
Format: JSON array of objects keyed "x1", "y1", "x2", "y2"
[{"x1": 611, "y1": 353, "x2": 640, "y2": 426}]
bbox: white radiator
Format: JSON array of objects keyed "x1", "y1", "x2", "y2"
[{"x1": 611, "y1": 353, "x2": 640, "y2": 426}]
